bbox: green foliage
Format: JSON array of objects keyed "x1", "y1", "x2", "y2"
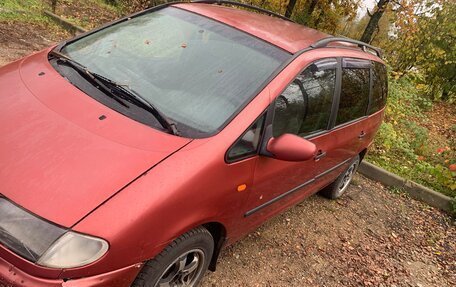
[
  {"x1": 247, "y1": 0, "x2": 361, "y2": 35},
  {"x1": 291, "y1": 0, "x2": 359, "y2": 34},
  {"x1": 386, "y1": 72, "x2": 431, "y2": 119},
  {"x1": 375, "y1": 122, "x2": 398, "y2": 152},
  {"x1": 0, "y1": 0, "x2": 52, "y2": 22},
  {"x1": 386, "y1": 0, "x2": 456, "y2": 102},
  {"x1": 388, "y1": 186, "x2": 406, "y2": 195},
  {"x1": 403, "y1": 121, "x2": 428, "y2": 154},
  {"x1": 0, "y1": 0, "x2": 119, "y2": 27},
  {"x1": 368, "y1": 72, "x2": 456, "y2": 198}
]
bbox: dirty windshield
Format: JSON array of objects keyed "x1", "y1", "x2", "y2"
[{"x1": 60, "y1": 7, "x2": 290, "y2": 137}]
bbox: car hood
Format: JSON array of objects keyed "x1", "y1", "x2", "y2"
[{"x1": 0, "y1": 49, "x2": 191, "y2": 227}]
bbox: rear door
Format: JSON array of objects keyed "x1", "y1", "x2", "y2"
[{"x1": 329, "y1": 58, "x2": 371, "y2": 168}]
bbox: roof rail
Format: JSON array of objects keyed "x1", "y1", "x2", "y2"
[
  {"x1": 191, "y1": 0, "x2": 294, "y2": 23},
  {"x1": 310, "y1": 37, "x2": 382, "y2": 58}
]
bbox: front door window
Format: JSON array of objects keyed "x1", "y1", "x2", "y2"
[{"x1": 273, "y1": 58, "x2": 337, "y2": 138}]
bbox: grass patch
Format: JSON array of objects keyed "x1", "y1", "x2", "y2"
[
  {"x1": 0, "y1": 0, "x2": 50, "y2": 22},
  {"x1": 367, "y1": 72, "x2": 456, "y2": 198},
  {"x1": 388, "y1": 186, "x2": 406, "y2": 195},
  {"x1": 0, "y1": 0, "x2": 72, "y2": 40},
  {"x1": 0, "y1": 1, "x2": 120, "y2": 30}
]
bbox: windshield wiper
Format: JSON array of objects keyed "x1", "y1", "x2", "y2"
[
  {"x1": 89, "y1": 73, "x2": 180, "y2": 136},
  {"x1": 49, "y1": 50, "x2": 179, "y2": 136},
  {"x1": 49, "y1": 50, "x2": 129, "y2": 108}
]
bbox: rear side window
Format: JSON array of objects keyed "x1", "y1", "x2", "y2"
[
  {"x1": 368, "y1": 62, "x2": 388, "y2": 114},
  {"x1": 336, "y1": 59, "x2": 370, "y2": 126},
  {"x1": 273, "y1": 58, "x2": 336, "y2": 137}
]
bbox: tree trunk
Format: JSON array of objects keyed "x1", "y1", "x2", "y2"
[
  {"x1": 302, "y1": 0, "x2": 319, "y2": 26},
  {"x1": 360, "y1": 0, "x2": 390, "y2": 44},
  {"x1": 51, "y1": 0, "x2": 57, "y2": 13},
  {"x1": 308, "y1": 0, "x2": 318, "y2": 16},
  {"x1": 285, "y1": 0, "x2": 298, "y2": 18}
]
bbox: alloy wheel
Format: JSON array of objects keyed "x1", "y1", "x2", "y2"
[
  {"x1": 155, "y1": 249, "x2": 205, "y2": 287},
  {"x1": 337, "y1": 161, "x2": 358, "y2": 196}
]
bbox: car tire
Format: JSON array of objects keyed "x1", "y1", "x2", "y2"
[
  {"x1": 132, "y1": 226, "x2": 214, "y2": 287},
  {"x1": 319, "y1": 155, "x2": 360, "y2": 199}
]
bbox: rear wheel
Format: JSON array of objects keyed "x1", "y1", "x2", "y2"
[
  {"x1": 132, "y1": 227, "x2": 214, "y2": 287},
  {"x1": 319, "y1": 155, "x2": 360, "y2": 199}
]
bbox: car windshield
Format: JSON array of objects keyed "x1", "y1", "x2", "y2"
[{"x1": 60, "y1": 7, "x2": 290, "y2": 137}]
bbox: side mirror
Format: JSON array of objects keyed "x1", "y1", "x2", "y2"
[{"x1": 266, "y1": 133, "x2": 317, "y2": 162}]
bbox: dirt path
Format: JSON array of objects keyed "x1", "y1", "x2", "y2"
[
  {"x1": 202, "y1": 175, "x2": 455, "y2": 287},
  {"x1": 1, "y1": 21, "x2": 455, "y2": 287}
]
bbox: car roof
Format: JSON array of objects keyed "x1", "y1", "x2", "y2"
[{"x1": 173, "y1": 3, "x2": 331, "y2": 54}]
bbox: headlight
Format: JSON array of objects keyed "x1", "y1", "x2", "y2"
[
  {"x1": 37, "y1": 231, "x2": 108, "y2": 268},
  {"x1": 0, "y1": 197, "x2": 108, "y2": 268}
]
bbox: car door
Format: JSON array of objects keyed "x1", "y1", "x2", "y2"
[
  {"x1": 328, "y1": 58, "x2": 371, "y2": 174},
  {"x1": 242, "y1": 58, "x2": 338, "y2": 224}
]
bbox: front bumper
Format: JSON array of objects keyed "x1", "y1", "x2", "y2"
[{"x1": 0, "y1": 255, "x2": 142, "y2": 287}]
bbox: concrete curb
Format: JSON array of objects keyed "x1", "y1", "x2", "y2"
[
  {"x1": 43, "y1": 10, "x2": 87, "y2": 35},
  {"x1": 358, "y1": 161, "x2": 453, "y2": 213}
]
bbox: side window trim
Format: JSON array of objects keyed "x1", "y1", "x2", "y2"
[
  {"x1": 342, "y1": 58, "x2": 372, "y2": 69},
  {"x1": 367, "y1": 61, "x2": 374, "y2": 115},
  {"x1": 225, "y1": 111, "x2": 267, "y2": 163},
  {"x1": 328, "y1": 57, "x2": 342, "y2": 130},
  {"x1": 332, "y1": 115, "x2": 369, "y2": 130},
  {"x1": 303, "y1": 129, "x2": 329, "y2": 140}
]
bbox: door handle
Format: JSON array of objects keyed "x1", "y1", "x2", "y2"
[
  {"x1": 358, "y1": 131, "x2": 366, "y2": 139},
  {"x1": 314, "y1": 150, "x2": 327, "y2": 161}
]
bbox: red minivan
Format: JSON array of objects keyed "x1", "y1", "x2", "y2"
[{"x1": 0, "y1": 1, "x2": 387, "y2": 286}]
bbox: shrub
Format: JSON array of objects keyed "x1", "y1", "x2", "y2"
[{"x1": 368, "y1": 71, "x2": 456, "y2": 198}]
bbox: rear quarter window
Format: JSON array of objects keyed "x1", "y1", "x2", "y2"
[{"x1": 368, "y1": 62, "x2": 388, "y2": 114}]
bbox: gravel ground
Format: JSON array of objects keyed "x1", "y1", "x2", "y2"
[
  {"x1": 1, "y1": 21, "x2": 455, "y2": 287},
  {"x1": 202, "y1": 175, "x2": 455, "y2": 287}
]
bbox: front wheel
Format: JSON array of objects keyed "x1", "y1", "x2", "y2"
[
  {"x1": 319, "y1": 155, "x2": 360, "y2": 199},
  {"x1": 132, "y1": 227, "x2": 214, "y2": 287}
]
